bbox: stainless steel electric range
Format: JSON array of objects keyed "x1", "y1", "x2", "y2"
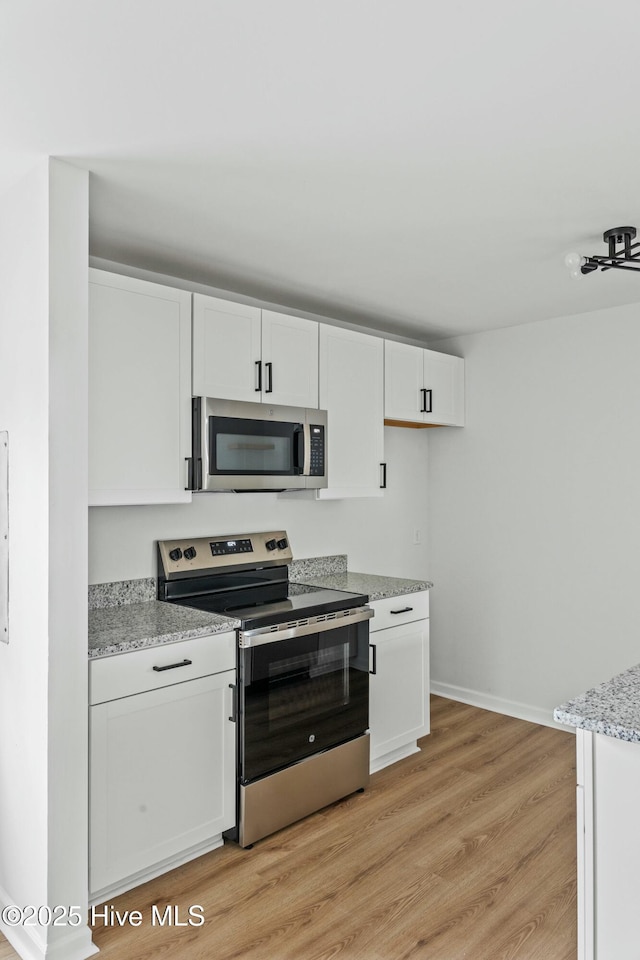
[{"x1": 157, "y1": 530, "x2": 372, "y2": 847}]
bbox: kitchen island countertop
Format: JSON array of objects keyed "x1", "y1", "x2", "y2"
[
  {"x1": 89, "y1": 601, "x2": 239, "y2": 660},
  {"x1": 554, "y1": 662, "x2": 640, "y2": 742}
]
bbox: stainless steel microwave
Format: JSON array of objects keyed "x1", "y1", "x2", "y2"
[{"x1": 190, "y1": 398, "x2": 328, "y2": 492}]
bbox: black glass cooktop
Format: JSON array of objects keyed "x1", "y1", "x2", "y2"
[{"x1": 176, "y1": 585, "x2": 367, "y2": 630}]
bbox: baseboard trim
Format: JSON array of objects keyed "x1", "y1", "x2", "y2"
[
  {"x1": 0, "y1": 881, "x2": 97, "y2": 960},
  {"x1": 89, "y1": 834, "x2": 224, "y2": 906},
  {"x1": 370, "y1": 742, "x2": 421, "y2": 774},
  {"x1": 430, "y1": 680, "x2": 571, "y2": 732}
]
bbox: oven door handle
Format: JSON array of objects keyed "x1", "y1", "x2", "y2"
[{"x1": 238, "y1": 605, "x2": 374, "y2": 647}]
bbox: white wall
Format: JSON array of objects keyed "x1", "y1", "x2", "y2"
[
  {"x1": 0, "y1": 160, "x2": 50, "y2": 957},
  {"x1": 428, "y1": 302, "x2": 640, "y2": 726},
  {"x1": 89, "y1": 425, "x2": 429, "y2": 583},
  {"x1": 0, "y1": 159, "x2": 94, "y2": 960}
]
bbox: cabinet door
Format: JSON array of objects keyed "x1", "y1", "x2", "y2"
[
  {"x1": 423, "y1": 350, "x2": 465, "y2": 426},
  {"x1": 89, "y1": 670, "x2": 235, "y2": 897},
  {"x1": 192, "y1": 294, "x2": 261, "y2": 402},
  {"x1": 318, "y1": 325, "x2": 384, "y2": 498},
  {"x1": 384, "y1": 340, "x2": 425, "y2": 423},
  {"x1": 88, "y1": 270, "x2": 192, "y2": 505},
  {"x1": 369, "y1": 620, "x2": 429, "y2": 764},
  {"x1": 261, "y1": 310, "x2": 319, "y2": 408}
]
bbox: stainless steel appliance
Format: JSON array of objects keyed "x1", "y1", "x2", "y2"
[
  {"x1": 190, "y1": 398, "x2": 328, "y2": 492},
  {"x1": 157, "y1": 531, "x2": 371, "y2": 847}
]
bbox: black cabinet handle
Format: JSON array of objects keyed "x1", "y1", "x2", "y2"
[
  {"x1": 369, "y1": 643, "x2": 377, "y2": 675},
  {"x1": 255, "y1": 360, "x2": 262, "y2": 392},
  {"x1": 265, "y1": 362, "x2": 273, "y2": 393},
  {"x1": 228, "y1": 683, "x2": 238, "y2": 722},
  {"x1": 390, "y1": 607, "x2": 413, "y2": 615},
  {"x1": 420, "y1": 388, "x2": 427, "y2": 413},
  {"x1": 380, "y1": 462, "x2": 387, "y2": 489},
  {"x1": 424, "y1": 388, "x2": 433, "y2": 414},
  {"x1": 152, "y1": 659, "x2": 192, "y2": 672}
]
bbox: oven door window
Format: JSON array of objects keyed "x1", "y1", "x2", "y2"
[
  {"x1": 240, "y1": 621, "x2": 369, "y2": 783},
  {"x1": 208, "y1": 416, "x2": 302, "y2": 477}
]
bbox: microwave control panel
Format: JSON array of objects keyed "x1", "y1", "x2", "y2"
[{"x1": 309, "y1": 425, "x2": 325, "y2": 476}]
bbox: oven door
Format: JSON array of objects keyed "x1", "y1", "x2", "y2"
[{"x1": 238, "y1": 609, "x2": 372, "y2": 784}]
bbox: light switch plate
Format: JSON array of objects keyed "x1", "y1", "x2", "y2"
[{"x1": 0, "y1": 431, "x2": 8, "y2": 643}]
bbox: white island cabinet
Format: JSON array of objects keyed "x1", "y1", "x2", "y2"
[
  {"x1": 554, "y1": 664, "x2": 640, "y2": 960},
  {"x1": 192, "y1": 294, "x2": 319, "y2": 408},
  {"x1": 574, "y1": 728, "x2": 640, "y2": 960},
  {"x1": 89, "y1": 632, "x2": 236, "y2": 903},
  {"x1": 88, "y1": 269, "x2": 192, "y2": 505},
  {"x1": 369, "y1": 591, "x2": 430, "y2": 772}
]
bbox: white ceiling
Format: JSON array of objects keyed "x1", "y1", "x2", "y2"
[{"x1": 3, "y1": 0, "x2": 640, "y2": 341}]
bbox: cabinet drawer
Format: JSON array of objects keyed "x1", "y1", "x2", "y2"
[
  {"x1": 370, "y1": 592, "x2": 429, "y2": 632},
  {"x1": 89, "y1": 631, "x2": 236, "y2": 705}
]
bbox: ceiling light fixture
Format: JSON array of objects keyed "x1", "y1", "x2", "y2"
[{"x1": 565, "y1": 226, "x2": 640, "y2": 278}]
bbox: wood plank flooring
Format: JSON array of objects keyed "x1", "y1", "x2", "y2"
[{"x1": 0, "y1": 697, "x2": 577, "y2": 960}]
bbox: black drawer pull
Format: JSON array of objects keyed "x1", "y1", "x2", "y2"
[
  {"x1": 152, "y1": 659, "x2": 193, "y2": 672},
  {"x1": 390, "y1": 607, "x2": 413, "y2": 615}
]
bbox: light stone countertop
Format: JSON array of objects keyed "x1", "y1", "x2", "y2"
[
  {"x1": 554, "y1": 663, "x2": 640, "y2": 742},
  {"x1": 290, "y1": 570, "x2": 432, "y2": 601},
  {"x1": 88, "y1": 601, "x2": 239, "y2": 659},
  {"x1": 88, "y1": 559, "x2": 432, "y2": 659}
]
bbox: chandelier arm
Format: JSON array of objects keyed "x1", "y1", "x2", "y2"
[
  {"x1": 588, "y1": 244, "x2": 640, "y2": 272},
  {"x1": 594, "y1": 259, "x2": 640, "y2": 273}
]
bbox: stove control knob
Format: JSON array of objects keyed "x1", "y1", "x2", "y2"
[
  {"x1": 169, "y1": 547, "x2": 183, "y2": 562},
  {"x1": 277, "y1": 538, "x2": 288, "y2": 550},
  {"x1": 265, "y1": 539, "x2": 277, "y2": 551},
  {"x1": 183, "y1": 546, "x2": 197, "y2": 561}
]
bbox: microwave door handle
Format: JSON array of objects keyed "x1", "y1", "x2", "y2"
[{"x1": 293, "y1": 424, "x2": 306, "y2": 475}]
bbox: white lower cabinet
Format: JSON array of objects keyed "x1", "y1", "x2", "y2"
[
  {"x1": 369, "y1": 592, "x2": 430, "y2": 773},
  {"x1": 89, "y1": 634, "x2": 236, "y2": 902}
]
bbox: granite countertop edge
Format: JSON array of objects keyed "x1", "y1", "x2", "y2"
[{"x1": 554, "y1": 662, "x2": 640, "y2": 742}]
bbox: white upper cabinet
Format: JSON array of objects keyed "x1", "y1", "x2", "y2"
[
  {"x1": 192, "y1": 296, "x2": 319, "y2": 408},
  {"x1": 88, "y1": 270, "x2": 192, "y2": 506},
  {"x1": 317, "y1": 325, "x2": 385, "y2": 499},
  {"x1": 384, "y1": 340, "x2": 464, "y2": 426},
  {"x1": 384, "y1": 341, "x2": 425, "y2": 422},
  {"x1": 192, "y1": 295, "x2": 261, "y2": 402},
  {"x1": 261, "y1": 310, "x2": 319, "y2": 408},
  {"x1": 423, "y1": 349, "x2": 465, "y2": 426}
]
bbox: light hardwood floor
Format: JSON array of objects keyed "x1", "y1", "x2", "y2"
[{"x1": 0, "y1": 696, "x2": 577, "y2": 959}]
